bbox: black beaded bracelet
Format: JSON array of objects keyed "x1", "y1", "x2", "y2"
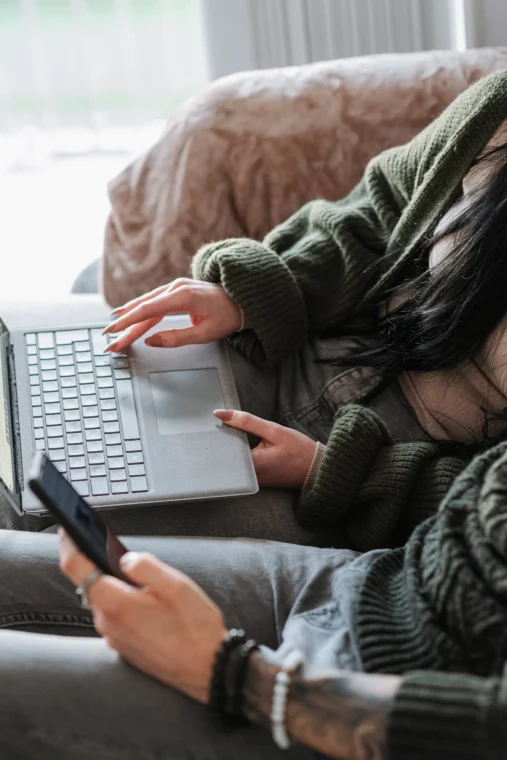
[
  {"x1": 209, "y1": 629, "x2": 247, "y2": 727},
  {"x1": 226, "y1": 638, "x2": 259, "y2": 726}
]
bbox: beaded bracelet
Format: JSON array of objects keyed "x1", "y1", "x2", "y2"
[
  {"x1": 271, "y1": 650, "x2": 304, "y2": 750},
  {"x1": 226, "y1": 638, "x2": 259, "y2": 726},
  {"x1": 209, "y1": 629, "x2": 247, "y2": 726}
]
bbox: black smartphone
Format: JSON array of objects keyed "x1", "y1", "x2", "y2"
[{"x1": 29, "y1": 452, "x2": 132, "y2": 582}]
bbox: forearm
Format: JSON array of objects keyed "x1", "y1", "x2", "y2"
[{"x1": 242, "y1": 653, "x2": 399, "y2": 760}]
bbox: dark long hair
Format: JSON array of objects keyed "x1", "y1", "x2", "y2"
[{"x1": 351, "y1": 143, "x2": 507, "y2": 377}]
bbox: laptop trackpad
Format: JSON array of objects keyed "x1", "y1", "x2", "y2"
[{"x1": 149, "y1": 368, "x2": 225, "y2": 435}]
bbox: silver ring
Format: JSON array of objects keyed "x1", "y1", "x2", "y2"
[{"x1": 75, "y1": 568, "x2": 104, "y2": 609}]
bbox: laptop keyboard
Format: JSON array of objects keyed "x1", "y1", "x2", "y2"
[{"x1": 25, "y1": 328, "x2": 148, "y2": 498}]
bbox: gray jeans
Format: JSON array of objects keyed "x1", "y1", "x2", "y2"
[
  {"x1": 0, "y1": 528, "x2": 384, "y2": 760},
  {"x1": 1, "y1": 337, "x2": 424, "y2": 542}
]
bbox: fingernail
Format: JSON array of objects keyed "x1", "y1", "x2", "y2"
[
  {"x1": 120, "y1": 552, "x2": 139, "y2": 570},
  {"x1": 146, "y1": 336, "x2": 163, "y2": 347},
  {"x1": 103, "y1": 342, "x2": 117, "y2": 353},
  {"x1": 213, "y1": 409, "x2": 233, "y2": 421},
  {"x1": 110, "y1": 309, "x2": 122, "y2": 317},
  {"x1": 102, "y1": 322, "x2": 117, "y2": 335}
]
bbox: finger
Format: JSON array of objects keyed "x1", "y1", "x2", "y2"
[
  {"x1": 59, "y1": 529, "x2": 96, "y2": 585},
  {"x1": 105, "y1": 317, "x2": 162, "y2": 352},
  {"x1": 111, "y1": 285, "x2": 168, "y2": 316},
  {"x1": 119, "y1": 552, "x2": 197, "y2": 606},
  {"x1": 103, "y1": 290, "x2": 187, "y2": 335},
  {"x1": 145, "y1": 325, "x2": 208, "y2": 348},
  {"x1": 213, "y1": 409, "x2": 279, "y2": 441}
]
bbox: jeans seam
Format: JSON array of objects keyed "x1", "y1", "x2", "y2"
[{"x1": 0, "y1": 611, "x2": 94, "y2": 629}]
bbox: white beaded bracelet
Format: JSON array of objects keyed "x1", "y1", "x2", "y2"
[{"x1": 270, "y1": 650, "x2": 304, "y2": 750}]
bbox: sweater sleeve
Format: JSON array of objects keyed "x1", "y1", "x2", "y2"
[
  {"x1": 388, "y1": 669, "x2": 507, "y2": 760},
  {"x1": 297, "y1": 405, "x2": 467, "y2": 550}
]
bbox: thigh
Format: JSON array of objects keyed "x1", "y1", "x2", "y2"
[{"x1": 0, "y1": 630, "x2": 314, "y2": 760}]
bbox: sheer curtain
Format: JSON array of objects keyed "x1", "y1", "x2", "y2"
[{"x1": 200, "y1": 0, "x2": 473, "y2": 80}]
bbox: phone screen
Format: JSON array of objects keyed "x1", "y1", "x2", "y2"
[{"x1": 29, "y1": 453, "x2": 128, "y2": 579}]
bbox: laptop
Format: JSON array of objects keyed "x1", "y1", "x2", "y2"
[{"x1": 0, "y1": 303, "x2": 258, "y2": 515}]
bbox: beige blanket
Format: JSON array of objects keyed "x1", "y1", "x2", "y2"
[{"x1": 102, "y1": 47, "x2": 507, "y2": 307}]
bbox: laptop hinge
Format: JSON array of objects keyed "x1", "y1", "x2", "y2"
[{"x1": 0, "y1": 330, "x2": 23, "y2": 513}]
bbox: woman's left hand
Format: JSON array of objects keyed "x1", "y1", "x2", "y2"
[{"x1": 59, "y1": 530, "x2": 226, "y2": 704}]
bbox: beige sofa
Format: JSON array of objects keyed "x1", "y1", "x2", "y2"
[{"x1": 102, "y1": 47, "x2": 507, "y2": 308}]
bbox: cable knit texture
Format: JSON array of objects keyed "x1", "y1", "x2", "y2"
[{"x1": 357, "y1": 442, "x2": 507, "y2": 679}]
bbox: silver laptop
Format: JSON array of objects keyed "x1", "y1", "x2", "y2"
[{"x1": 0, "y1": 308, "x2": 258, "y2": 515}]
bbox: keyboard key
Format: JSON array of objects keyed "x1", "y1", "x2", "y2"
[
  {"x1": 50, "y1": 449, "x2": 65, "y2": 462},
  {"x1": 94, "y1": 355, "x2": 110, "y2": 367},
  {"x1": 40, "y1": 360, "x2": 56, "y2": 371},
  {"x1": 110, "y1": 469, "x2": 127, "y2": 481},
  {"x1": 43, "y1": 392, "x2": 59, "y2": 404},
  {"x1": 46, "y1": 414, "x2": 62, "y2": 426},
  {"x1": 96, "y1": 366, "x2": 113, "y2": 379},
  {"x1": 63, "y1": 399, "x2": 79, "y2": 410},
  {"x1": 90, "y1": 464, "x2": 106, "y2": 477},
  {"x1": 35, "y1": 439, "x2": 46, "y2": 450},
  {"x1": 33, "y1": 396, "x2": 43, "y2": 408},
  {"x1": 47, "y1": 426, "x2": 64, "y2": 438},
  {"x1": 29, "y1": 366, "x2": 39, "y2": 376},
  {"x1": 29, "y1": 375, "x2": 40, "y2": 387},
  {"x1": 45, "y1": 403, "x2": 61, "y2": 415},
  {"x1": 111, "y1": 481, "x2": 128, "y2": 495},
  {"x1": 108, "y1": 456, "x2": 125, "y2": 469},
  {"x1": 30, "y1": 384, "x2": 41, "y2": 396},
  {"x1": 27, "y1": 344, "x2": 37, "y2": 355},
  {"x1": 37, "y1": 333, "x2": 54, "y2": 349},
  {"x1": 128, "y1": 463, "x2": 146, "y2": 477},
  {"x1": 26, "y1": 333, "x2": 36, "y2": 345},
  {"x1": 39, "y1": 349, "x2": 55, "y2": 360},
  {"x1": 61, "y1": 376, "x2": 77, "y2": 388},
  {"x1": 56, "y1": 329, "x2": 88, "y2": 345},
  {"x1": 131, "y1": 476, "x2": 148, "y2": 493},
  {"x1": 87, "y1": 441, "x2": 104, "y2": 453},
  {"x1": 97, "y1": 377, "x2": 113, "y2": 389},
  {"x1": 102, "y1": 410, "x2": 119, "y2": 422},
  {"x1": 34, "y1": 429, "x2": 45, "y2": 440},
  {"x1": 80, "y1": 386, "x2": 96, "y2": 397},
  {"x1": 76, "y1": 353, "x2": 92, "y2": 363},
  {"x1": 83, "y1": 406, "x2": 98, "y2": 418},
  {"x1": 28, "y1": 355, "x2": 38, "y2": 366},
  {"x1": 33, "y1": 418, "x2": 43, "y2": 429},
  {"x1": 99, "y1": 388, "x2": 115, "y2": 400},
  {"x1": 91, "y1": 329, "x2": 108, "y2": 354},
  {"x1": 68, "y1": 444, "x2": 84, "y2": 456},
  {"x1": 84, "y1": 417, "x2": 100, "y2": 429},
  {"x1": 33, "y1": 407, "x2": 43, "y2": 418},
  {"x1": 64, "y1": 410, "x2": 80, "y2": 422},
  {"x1": 67, "y1": 433, "x2": 83, "y2": 445},
  {"x1": 82, "y1": 395, "x2": 98, "y2": 407},
  {"x1": 103, "y1": 422, "x2": 120, "y2": 434},
  {"x1": 58, "y1": 355, "x2": 74, "y2": 366},
  {"x1": 116, "y1": 379, "x2": 140, "y2": 439},
  {"x1": 69, "y1": 456, "x2": 86, "y2": 469},
  {"x1": 75, "y1": 341, "x2": 91, "y2": 352},
  {"x1": 100, "y1": 399, "x2": 116, "y2": 411},
  {"x1": 70, "y1": 468, "x2": 87, "y2": 481},
  {"x1": 53, "y1": 461, "x2": 67, "y2": 474},
  {"x1": 126, "y1": 451, "x2": 144, "y2": 464},
  {"x1": 60, "y1": 366, "x2": 76, "y2": 377},
  {"x1": 89, "y1": 452, "x2": 105, "y2": 465},
  {"x1": 112, "y1": 357, "x2": 129, "y2": 369},
  {"x1": 62, "y1": 388, "x2": 78, "y2": 399},
  {"x1": 74, "y1": 481, "x2": 90, "y2": 497},
  {"x1": 42, "y1": 381, "x2": 58, "y2": 393},
  {"x1": 65, "y1": 422, "x2": 82, "y2": 434},
  {"x1": 91, "y1": 477, "x2": 109, "y2": 496},
  {"x1": 85, "y1": 429, "x2": 101, "y2": 441},
  {"x1": 106, "y1": 445, "x2": 123, "y2": 457},
  {"x1": 79, "y1": 373, "x2": 94, "y2": 384},
  {"x1": 57, "y1": 344, "x2": 73, "y2": 356},
  {"x1": 114, "y1": 369, "x2": 131, "y2": 380},
  {"x1": 48, "y1": 437, "x2": 64, "y2": 449},
  {"x1": 105, "y1": 433, "x2": 121, "y2": 445}
]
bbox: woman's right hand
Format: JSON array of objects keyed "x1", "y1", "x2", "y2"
[{"x1": 103, "y1": 279, "x2": 243, "y2": 353}]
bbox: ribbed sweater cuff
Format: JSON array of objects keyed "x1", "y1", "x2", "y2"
[
  {"x1": 192, "y1": 238, "x2": 308, "y2": 364},
  {"x1": 389, "y1": 671, "x2": 503, "y2": 760}
]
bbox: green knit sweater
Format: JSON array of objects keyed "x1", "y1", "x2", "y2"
[{"x1": 193, "y1": 68, "x2": 507, "y2": 552}]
